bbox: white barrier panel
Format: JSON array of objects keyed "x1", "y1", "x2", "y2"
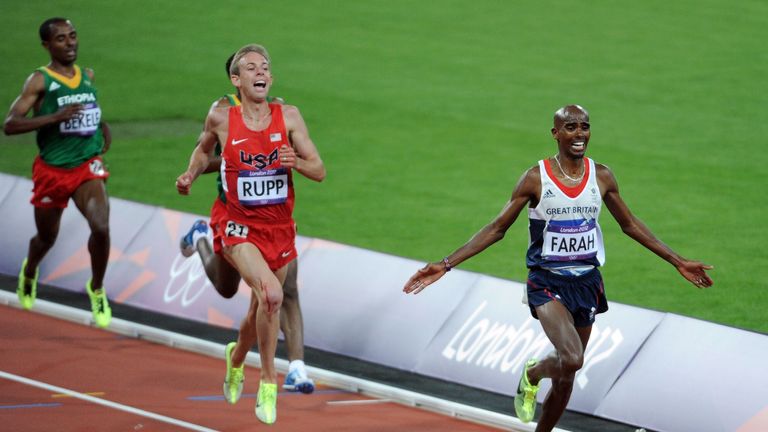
[
  {"x1": 297, "y1": 238, "x2": 481, "y2": 370},
  {"x1": 595, "y1": 313, "x2": 768, "y2": 432},
  {"x1": 1, "y1": 173, "x2": 766, "y2": 432}
]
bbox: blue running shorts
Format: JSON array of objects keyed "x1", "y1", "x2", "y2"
[{"x1": 526, "y1": 268, "x2": 608, "y2": 327}]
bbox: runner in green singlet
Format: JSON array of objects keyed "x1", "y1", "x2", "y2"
[{"x1": 3, "y1": 18, "x2": 112, "y2": 328}]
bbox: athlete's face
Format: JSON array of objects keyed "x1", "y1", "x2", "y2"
[
  {"x1": 552, "y1": 106, "x2": 590, "y2": 159},
  {"x1": 43, "y1": 22, "x2": 78, "y2": 66},
  {"x1": 233, "y1": 52, "x2": 272, "y2": 102}
]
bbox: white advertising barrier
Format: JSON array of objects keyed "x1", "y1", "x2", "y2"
[
  {"x1": 595, "y1": 313, "x2": 768, "y2": 432},
  {"x1": 1, "y1": 173, "x2": 766, "y2": 432},
  {"x1": 297, "y1": 239, "x2": 481, "y2": 370}
]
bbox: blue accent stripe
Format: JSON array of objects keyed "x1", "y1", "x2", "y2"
[
  {"x1": 0, "y1": 402, "x2": 62, "y2": 410},
  {"x1": 187, "y1": 388, "x2": 346, "y2": 401}
]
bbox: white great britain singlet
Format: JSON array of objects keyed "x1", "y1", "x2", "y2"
[{"x1": 526, "y1": 157, "x2": 605, "y2": 275}]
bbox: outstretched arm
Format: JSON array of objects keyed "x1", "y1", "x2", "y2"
[
  {"x1": 282, "y1": 105, "x2": 326, "y2": 182},
  {"x1": 4, "y1": 71, "x2": 84, "y2": 135},
  {"x1": 403, "y1": 167, "x2": 539, "y2": 294},
  {"x1": 598, "y1": 164, "x2": 713, "y2": 288}
]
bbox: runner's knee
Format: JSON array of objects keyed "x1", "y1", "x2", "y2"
[
  {"x1": 243, "y1": 276, "x2": 283, "y2": 311},
  {"x1": 35, "y1": 228, "x2": 59, "y2": 247},
  {"x1": 558, "y1": 350, "x2": 584, "y2": 375},
  {"x1": 256, "y1": 279, "x2": 283, "y2": 313},
  {"x1": 264, "y1": 281, "x2": 283, "y2": 311},
  {"x1": 87, "y1": 214, "x2": 110, "y2": 239}
]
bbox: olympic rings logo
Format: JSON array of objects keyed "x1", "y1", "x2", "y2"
[{"x1": 163, "y1": 254, "x2": 212, "y2": 307}]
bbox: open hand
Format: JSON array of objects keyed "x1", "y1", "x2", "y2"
[
  {"x1": 676, "y1": 260, "x2": 714, "y2": 289},
  {"x1": 403, "y1": 262, "x2": 448, "y2": 294}
]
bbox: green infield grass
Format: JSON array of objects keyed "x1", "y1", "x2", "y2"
[{"x1": 1, "y1": 0, "x2": 766, "y2": 332}]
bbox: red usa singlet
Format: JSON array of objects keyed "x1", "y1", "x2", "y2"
[{"x1": 221, "y1": 103, "x2": 295, "y2": 225}]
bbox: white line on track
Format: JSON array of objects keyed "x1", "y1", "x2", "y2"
[
  {"x1": 0, "y1": 370, "x2": 219, "y2": 432},
  {"x1": 326, "y1": 398, "x2": 394, "y2": 406}
]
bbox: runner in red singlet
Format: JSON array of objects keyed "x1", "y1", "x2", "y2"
[
  {"x1": 179, "y1": 53, "x2": 314, "y2": 394},
  {"x1": 175, "y1": 44, "x2": 325, "y2": 425}
]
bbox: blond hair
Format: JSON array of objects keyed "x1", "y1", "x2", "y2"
[{"x1": 229, "y1": 44, "x2": 270, "y2": 76}]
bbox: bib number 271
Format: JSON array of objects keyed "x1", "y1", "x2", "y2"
[{"x1": 225, "y1": 221, "x2": 249, "y2": 238}]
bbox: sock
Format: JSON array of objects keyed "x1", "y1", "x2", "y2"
[
  {"x1": 191, "y1": 229, "x2": 210, "y2": 247},
  {"x1": 288, "y1": 360, "x2": 306, "y2": 375}
]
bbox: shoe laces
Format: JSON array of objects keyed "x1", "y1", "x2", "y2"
[
  {"x1": 93, "y1": 292, "x2": 106, "y2": 313},
  {"x1": 524, "y1": 386, "x2": 536, "y2": 404},
  {"x1": 262, "y1": 386, "x2": 276, "y2": 406},
  {"x1": 231, "y1": 367, "x2": 244, "y2": 384},
  {"x1": 520, "y1": 381, "x2": 539, "y2": 405}
]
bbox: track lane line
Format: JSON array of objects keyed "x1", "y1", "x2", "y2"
[{"x1": 0, "y1": 370, "x2": 219, "y2": 432}]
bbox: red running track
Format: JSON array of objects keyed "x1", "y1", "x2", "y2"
[{"x1": 0, "y1": 305, "x2": 503, "y2": 431}]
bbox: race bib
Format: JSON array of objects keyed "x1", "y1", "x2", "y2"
[
  {"x1": 225, "y1": 221, "x2": 249, "y2": 238},
  {"x1": 237, "y1": 168, "x2": 288, "y2": 206},
  {"x1": 542, "y1": 219, "x2": 599, "y2": 261},
  {"x1": 59, "y1": 103, "x2": 101, "y2": 136},
  {"x1": 89, "y1": 159, "x2": 105, "y2": 176}
]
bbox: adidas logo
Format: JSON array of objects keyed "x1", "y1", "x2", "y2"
[
  {"x1": 48, "y1": 82, "x2": 60, "y2": 91},
  {"x1": 543, "y1": 189, "x2": 555, "y2": 199}
]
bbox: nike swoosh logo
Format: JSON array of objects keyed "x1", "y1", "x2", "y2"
[
  {"x1": 281, "y1": 251, "x2": 292, "y2": 258},
  {"x1": 232, "y1": 138, "x2": 248, "y2": 145}
]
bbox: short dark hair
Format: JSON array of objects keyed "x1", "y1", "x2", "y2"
[
  {"x1": 39, "y1": 17, "x2": 70, "y2": 42},
  {"x1": 225, "y1": 53, "x2": 235, "y2": 78}
]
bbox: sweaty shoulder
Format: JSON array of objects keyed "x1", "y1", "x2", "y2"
[
  {"x1": 207, "y1": 104, "x2": 230, "y2": 130},
  {"x1": 523, "y1": 164, "x2": 541, "y2": 185},
  {"x1": 280, "y1": 104, "x2": 300, "y2": 117},
  {"x1": 25, "y1": 70, "x2": 46, "y2": 91},
  {"x1": 280, "y1": 104, "x2": 303, "y2": 127},
  {"x1": 514, "y1": 164, "x2": 541, "y2": 203},
  {"x1": 594, "y1": 162, "x2": 614, "y2": 180},
  {"x1": 595, "y1": 162, "x2": 618, "y2": 193}
]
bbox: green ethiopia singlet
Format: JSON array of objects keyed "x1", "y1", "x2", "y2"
[{"x1": 36, "y1": 65, "x2": 104, "y2": 168}]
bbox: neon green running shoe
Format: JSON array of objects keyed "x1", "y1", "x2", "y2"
[
  {"x1": 86, "y1": 279, "x2": 112, "y2": 328},
  {"x1": 514, "y1": 358, "x2": 540, "y2": 423},
  {"x1": 223, "y1": 342, "x2": 244, "y2": 404},
  {"x1": 255, "y1": 381, "x2": 277, "y2": 425},
  {"x1": 17, "y1": 259, "x2": 38, "y2": 310}
]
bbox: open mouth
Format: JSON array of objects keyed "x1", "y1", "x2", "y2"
[
  {"x1": 255, "y1": 80, "x2": 266, "y2": 89},
  {"x1": 572, "y1": 141, "x2": 585, "y2": 151}
]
